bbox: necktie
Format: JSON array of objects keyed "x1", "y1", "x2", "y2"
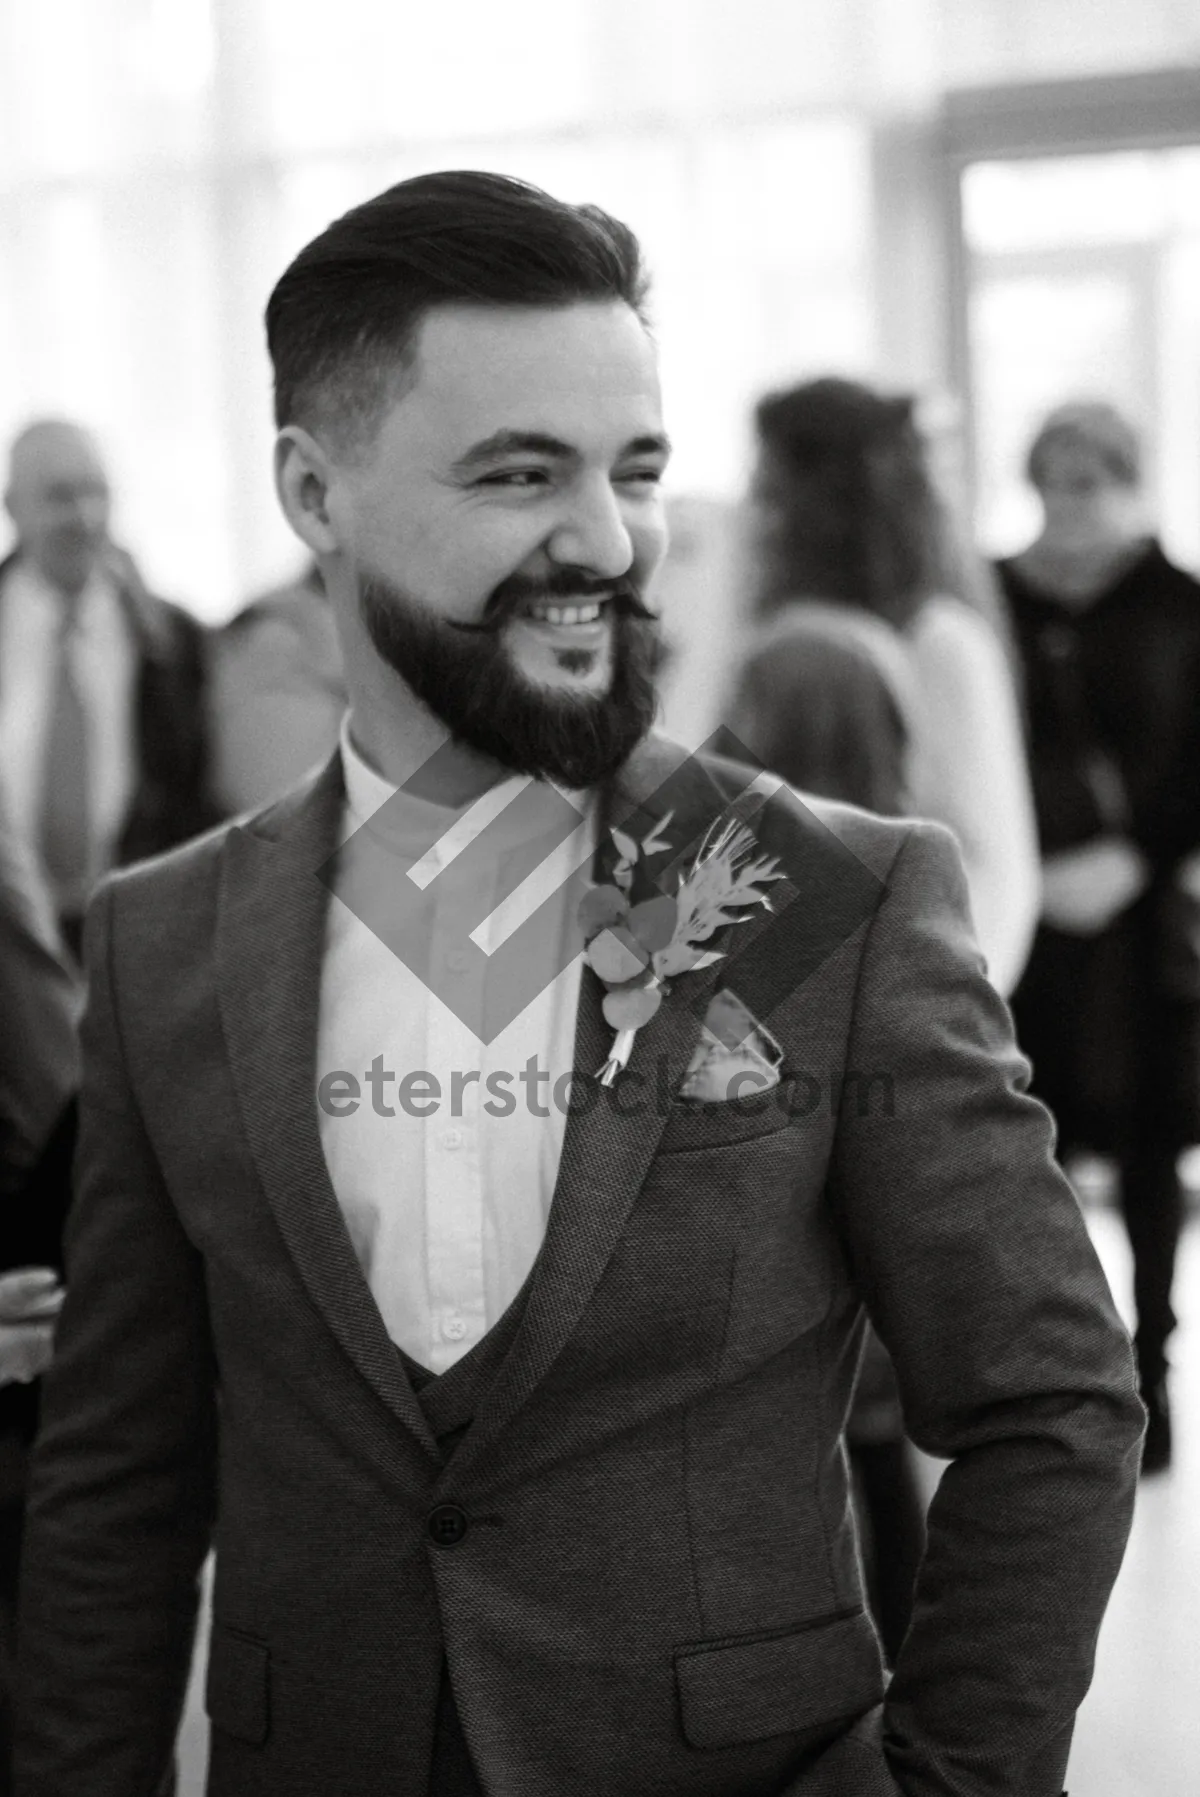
[{"x1": 37, "y1": 604, "x2": 92, "y2": 919}]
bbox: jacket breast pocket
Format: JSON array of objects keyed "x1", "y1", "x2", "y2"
[
  {"x1": 674, "y1": 1609, "x2": 885, "y2": 1749},
  {"x1": 206, "y1": 1623, "x2": 270, "y2": 1745},
  {"x1": 656, "y1": 1092, "x2": 798, "y2": 1153}
]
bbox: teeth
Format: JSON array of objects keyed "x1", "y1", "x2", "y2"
[{"x1": 528, "y1": 600, "x2": 603, "y2": 625}]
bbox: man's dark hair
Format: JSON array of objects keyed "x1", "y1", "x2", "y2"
[{"x1": 265, "y1": 170, "x2": 650, "y2": 455}]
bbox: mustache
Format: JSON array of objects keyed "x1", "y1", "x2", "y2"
[{"x1": 449, "y1": 570, "x2": 658, "y2": 636}]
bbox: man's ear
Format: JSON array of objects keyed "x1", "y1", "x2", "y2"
[{"x1": 274, "y1": 426, "x2": 340, "y2": 555}]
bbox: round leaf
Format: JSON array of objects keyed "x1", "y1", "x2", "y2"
[
  {"x1": 586, "y1": 927, "x2": 649, "y2": 985},
  {"x1": 578, "y1": 884, "x2": 629, "y2": 937},
  {"x1": 602, "y1": 984, "x2": 663, "y2": 1030},
  {"x1": 627, "y1": 894, "x2": 678, "y2": 954}
]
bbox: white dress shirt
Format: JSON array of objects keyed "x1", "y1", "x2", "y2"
[
  {"x1": 317, "y1": 722, "x2": 596, "y2": 1374},
  {"x1": 0, "y1": 559, "x2": 138, "y2": 880}
]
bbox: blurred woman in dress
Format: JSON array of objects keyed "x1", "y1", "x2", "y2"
[{"x1": 727, "y1": 376, "x2": 1039, "y2": 996}]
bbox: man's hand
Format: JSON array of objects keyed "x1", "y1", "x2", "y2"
[
  {"x1": 1041, "y1": 836, "x2": 1150, "y2": 936},
  {"x1": 0, "y1": 1266, "x2": 64, "y2": 1385}
]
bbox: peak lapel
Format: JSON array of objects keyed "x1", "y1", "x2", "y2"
[
  {"x1": 447, "y1": 739, "x2": 733, "y2": 1481},
  {"x1": 215, "y1": 756, "x2": 439, "y2": 1459}
]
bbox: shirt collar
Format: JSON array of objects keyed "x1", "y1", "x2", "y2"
[
  {"x1": 337, "y1": 715, "x2": 595, "y2": 866},
  {"x1": 6, "y1": 558, "x2": 121, "y2": 632}
]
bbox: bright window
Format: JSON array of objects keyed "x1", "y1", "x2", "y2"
[
  {"x1": 962, "y1": 147, "x2": 1200, "y2": 566},
  {"x1": 0, "y1": 1, "x2": 874, "y2": 618}
]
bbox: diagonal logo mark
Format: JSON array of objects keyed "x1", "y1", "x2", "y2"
[
  {"x1": 319, "y1": 732, "x2": 885, "y2": 1048},
  {"x1": 318, "y1": 742, "x2": 594, "y2": 1044}
]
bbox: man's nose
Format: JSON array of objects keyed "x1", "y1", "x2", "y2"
[{"x1": 547, "y1": 480, "x2": 634, "y2": 580}]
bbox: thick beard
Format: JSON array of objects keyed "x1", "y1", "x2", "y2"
[{"x1": 358, "y1": 565, "x2": 662, "y2": 790}]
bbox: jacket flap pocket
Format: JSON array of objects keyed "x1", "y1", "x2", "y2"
[
  {"x1": 675, "y1": 1609, "x2": 884, "y2": 1749},
  {"x1": 205, "y1": 1624, "x2": 270, "y2": 1745}
]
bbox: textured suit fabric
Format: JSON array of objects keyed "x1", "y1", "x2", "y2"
[
  {"x1": 403, "y1": 1311, "x2": 529, "y2": 1797},
  {"x1": 14, "y1": 741, "x2": 1142, "y2": 1797}
]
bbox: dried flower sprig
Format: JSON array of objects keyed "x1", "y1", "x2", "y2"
[{"x1": 579, "y1": 812, "x2": 783, "y2": 1085}]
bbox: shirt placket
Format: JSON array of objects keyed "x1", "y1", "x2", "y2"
[{"x1": 422, "y1": 845, "x2": 491, "y2": 1372}]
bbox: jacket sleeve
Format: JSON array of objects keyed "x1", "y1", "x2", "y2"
[
  {"x1": 828, "y1": 821, "x2": 1143, "y2": 1797},
  {"x1": 14, "y1": 881, "x2": 217, "y2": 1797}
]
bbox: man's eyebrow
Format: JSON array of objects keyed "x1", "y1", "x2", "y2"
[
  {"x1": 623, "y1": 433, "x2": 673, "y2": 459},
  {"x1": 451, "y1": 431, "x2": 574, "y2": 473},
  {"x1": 450, "y1": 429, "x2": 672, "y2": 474}
]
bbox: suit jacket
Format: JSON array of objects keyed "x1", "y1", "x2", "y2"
[
  {"x1": 0, "y1": 549, "x2": 219, "y2": 876},
  {"x1": 0, "y1": 824, "x2": 80, "y2": 1494},
  {"x1": 13, "y1": 737, "x2": 1142, "y2": 1797}
]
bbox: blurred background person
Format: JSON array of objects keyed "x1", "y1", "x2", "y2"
[
  {"x1": 721, "y1": 375, "x2": 1039, "y2": 1662},
  {"x1": 727, "y1": 376, "x2": 1040, "y2": 996},
  {"x1": 0, "y1": 819, "x2": 78, "y2": 1793},
  {"x1": 997, "y1": 401, "x2": 1200, "y2": 1475},
  {"x1": 0, "y1": 421, "x2": 218, "y2": 958},
  {"x1": 207, "y1": 558, "x2": 346, "y2": 815}
]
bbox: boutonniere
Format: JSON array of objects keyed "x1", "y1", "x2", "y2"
[{"x1": 579, "y1": 811, "x2": 783, "y2": 1085}]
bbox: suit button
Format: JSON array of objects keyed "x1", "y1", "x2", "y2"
[{"x1": 428, "y1": 1504, "x2": 469, "y2": 1548}]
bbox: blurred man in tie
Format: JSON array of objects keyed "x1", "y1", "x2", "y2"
[{"x1": 0, "y1": 420, "x2": 218, "y2": 956}]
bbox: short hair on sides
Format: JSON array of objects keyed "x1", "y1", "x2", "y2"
[
  {"x1": 265, "y1": 169, "x2": 651, "y2": 457},
  {"x1": 1025, "y1": 401, "x2": 1142, "y2": 491}
]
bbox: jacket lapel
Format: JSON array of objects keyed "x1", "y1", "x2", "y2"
[
  {"x1": 447, "y1": 737, "x2": 736, "y2": 1481},
  {"x1": 215, "y1": 754, "x2": 439, "y2": 1459}
]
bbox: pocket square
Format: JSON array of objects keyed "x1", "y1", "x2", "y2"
[{"x1": 679, "y1": 988, "x2": 784, "y2": 1103}]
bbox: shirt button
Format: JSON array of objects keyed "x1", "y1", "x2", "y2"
[
  {"x1": 441, "y1": 1128, "x2": 465, "y2": 1150},
  {"x1": 443, "y1": 1314, "x2": 467, "y2": 1342},
  {"x1": 428, "y1": 1504, "x2": 469, "y2": 1548}
]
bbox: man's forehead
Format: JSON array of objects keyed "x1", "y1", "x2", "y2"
[{"x1": 405, "y1": 300, "x2": 660, "y2": 423}]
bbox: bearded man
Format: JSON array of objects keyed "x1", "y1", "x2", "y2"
[{"x1": 15, "y1": 173, "x2": 1141, "y2": 1797}]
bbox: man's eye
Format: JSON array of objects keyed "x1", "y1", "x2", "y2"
[
  {"x1": 618, "y1": 468, "x2": 665, "y2": 488},
  {"x1": 479, "y1": 470, "x2": 549, "y2": 489}
]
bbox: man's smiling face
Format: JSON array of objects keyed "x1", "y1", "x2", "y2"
[{"x1": 331, "y1": 298, "x2": 670, "y2": 696}]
